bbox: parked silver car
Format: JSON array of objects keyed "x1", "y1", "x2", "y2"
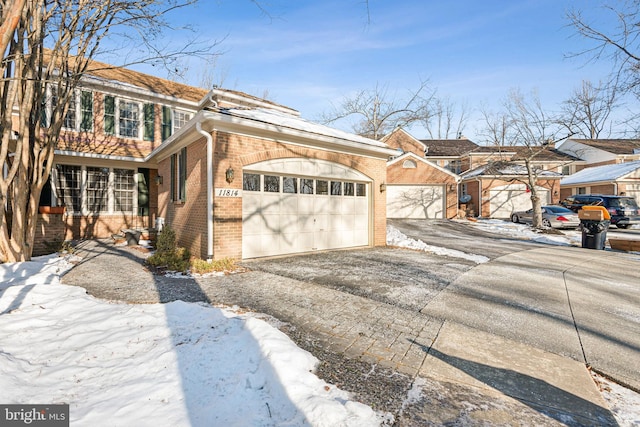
[{"x1": 511, "y1": 206, "x2": 580, "y2": 229}]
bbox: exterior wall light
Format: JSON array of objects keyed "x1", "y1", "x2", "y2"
[
  {"x1": 226, "y1": 167, "x2": 235, "y2": 183},
  {"x1": 155, "y1": 175, "x2": 163, "y2": 185},
  {"x1": 380, "y1": 182, "x2": 386, "y2": 192}
]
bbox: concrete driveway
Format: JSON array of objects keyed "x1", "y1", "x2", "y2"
[{"x1": 249, "y1": 219, "x2": 640, "y2": 391}]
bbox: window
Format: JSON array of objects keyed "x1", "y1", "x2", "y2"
[
  {"x1": 119, "y1": 100, "x2": 140, "y2": 138},
  {"x1": 330, "y1": 181, "x2": 342, "y2": 196},
  {"x1": 243, "y1": 173, "x2": 260, "y2": 191},
  {"x1": 80, "y1": 91, "x2": 93, "y2": 132},
  {"x1": 104, "y1": 95, "x2": 115, "y2": 135},
  {"x1": 301, "y1": 178, "x2": 314, "y2": 194},
  {"x1": 356, "y1": 183, "x2": 366, "y2": 197},
  {"x1": 86, "y1": 167, "x2": 109, "y2": 212},
  {"x1": 447, "y1": 160, "x2": 462, "y2": 174},
  {"x1": 114, "y1": 169, "x2": 135, "y2": 212},
  {"x1": 264, "y1": 175, "x2": 280, "y2": 193},
  {"x1": 283, "y1": 177, "x2": 298, "y2": 194},
  {"x1": 171, "y1": 147, "x2": 187, "y2": 202},
  {"x1": 143, "y1": 104, "x2": 155, "y2": 141},
  {"x1": 162, "y1": 106, "x2": 172, "y2": 141},
  {"x1": 578, "y1": 187, "x2": 586, "y2": 195},
  {"x1": 64, "y1": 94, "x2": 76, "y2": 129},
  {"x1": 344, "y1": 182, "x2": 354, "y2": 196},
  {"x1": 56, "y1": 165, "x2": 81, "y2": 212},
  {"x1": 316, "y1": 180, "x2": 328, "y2": 195},
  {"x1": 173, "y1": 110, "x2": 191, "y2": 133},
  {"x1": 562, "y1": 165, "x2": 571, "y2": 175},
  {"x1": 402, "y1": 159, "x2": 417, "y2": 169}
]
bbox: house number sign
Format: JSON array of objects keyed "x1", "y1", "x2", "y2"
[{"x1": 215, "y1": 188, "x2": 242, "y2": 197}]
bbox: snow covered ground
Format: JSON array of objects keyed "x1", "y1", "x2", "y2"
[
  {"x1": 0, "y1": 220, "x2": 638, "y2": 426},
  {"x1": 0, "y1": 255, "x2": 382, "y2": 426}
]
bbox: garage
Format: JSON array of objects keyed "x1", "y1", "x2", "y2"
[
  {"x1": 387, "y1": 185, "x2": 444, "y2": 219},
  {"x1": 241, "y1": 159, "x2": 371, "y2": 258},
  {"x1": 489, "y1": 184, "x2": 550, "y2": 218}
]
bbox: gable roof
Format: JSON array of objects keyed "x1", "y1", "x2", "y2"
[
  {"x1": 421, "y1": 138, "x2": 479, "y2": 156},
  {"x1": 560, "y1": 161, "x2": 640, "y2": 185},
  {"x1": 387, "y1": 151, "x2": 460, "y2": 180},
  {"x1": 151, "y1": 107, "x2": 397, "y2": 161},
  {"x1": 566, "y1": 139, "x2": 640, "y2": 155}
]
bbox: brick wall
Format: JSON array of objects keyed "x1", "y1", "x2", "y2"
[
  {"x1": 387, "y1": 159, "x2": 458, "y2": 218},
  {"x1": 157, "y1": 131, "x2": 389, "y2": 260}
]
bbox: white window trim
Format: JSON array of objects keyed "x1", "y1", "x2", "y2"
[
  {"x1": 52, "y1": 165, "x2": 138, "y2": 215},
  {"x1": 172, "y1": 109, "x2": 192, "y2": 133},
  {"x1": 116, "y1": 98, "x2": 142, "y2": 140}
]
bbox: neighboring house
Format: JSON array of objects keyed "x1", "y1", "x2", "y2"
[
  {"x1": 460, "y1": 163, "x2": 563, "y2": 219},
  {"x1": 31, "y1": 57, "x2": 396, "y2": 259},
  {"x1": 386, "y1": 152, "x2": 459, "y2": 219},
  {"x1": 558, "y1": 139, "x2": 640, "y2": 170},
  {"x1": 560, "y1": 161, "x2": 640, "y2": 203},
  {"x1": 382, "y1": 129, "x2": 459, "y2": 219},
  {"x1": 383, "y1": 128, "x2": 575, "y2": 219}
]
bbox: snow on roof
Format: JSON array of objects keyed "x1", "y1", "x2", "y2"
[
  {"x1": 220, "y1": 108, "x2": 389, "y2": 149},
  {"x1": 561, "y1": 161, "x2": 640, "y2": 185},
  {"x1": 461, "y1": 162, "x2": 562, "y2": 179}
]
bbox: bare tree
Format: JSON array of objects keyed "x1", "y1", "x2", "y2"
[
  {"x1": 320, "y1": 80, "x2": 434, "y2": 140},
  {"x1": 480, "y1": 89, "x2": 565, "y2": 228},
  {"x1": 422, "y1": 96, "x2": 469, "y2": 139},
  {"x1": 559, "y1": 80, "x2": 618, "y2": 138},
  {"x1": 0, "y1": 0, "x2": 213, "y2": 262},
  {"x1": 568, "y1": 2, "x2": 640, "y2": 97}
]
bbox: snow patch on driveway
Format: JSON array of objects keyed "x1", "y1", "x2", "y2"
[{"x1": 387, "y1": 225, "x2": 490, "y2": 264}]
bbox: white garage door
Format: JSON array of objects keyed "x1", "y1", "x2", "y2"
[
  {"x1": 489, "y1": 184, "x2": 550, "y2": 218},
  {"x1": 387, "y1": 185, "x2": 444, "y2": 219},
  {"x1": 242, "y1": 159, "x2": 371, "y2": 259}
]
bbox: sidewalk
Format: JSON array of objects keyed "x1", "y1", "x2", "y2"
[{"x1": 62, "y1": 241, "x2": 624, "y2": 425}]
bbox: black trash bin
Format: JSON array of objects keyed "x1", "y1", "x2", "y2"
[{"x1": 580, "y1": 219, "x2": 610, "y2": 250}]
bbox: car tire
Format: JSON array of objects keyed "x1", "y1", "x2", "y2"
[
  {"x1": 617, "y1": 224, "x2": 630, "y2": 229},
  {"x1": 511, "y1": 214, "x2": 519, "y2": 223},
  {"x1": 542, "y1": 219, "x2": 552, "y2": 228}
]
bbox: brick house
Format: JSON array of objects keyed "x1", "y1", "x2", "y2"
[
  {"x1": 32, "y1": 58, "x2": 396, "y2": 259},
  {"x1": 557, "y1": 139, "x2": 640, "y2": 201},
  {"x1": 383, "y1": 128, "x2": 576, "y2": 219}
]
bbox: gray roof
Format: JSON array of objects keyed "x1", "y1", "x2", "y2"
[{"x1": 561, "y1": 161, "x2": 640, "y2": 185}]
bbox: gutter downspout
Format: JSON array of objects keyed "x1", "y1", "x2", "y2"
[{"x1": 196, "y1": 119, "x2": 214, "y2": 261}]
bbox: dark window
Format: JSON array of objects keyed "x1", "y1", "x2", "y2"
[
  {"x1": 316, "y1": 180, "x2": 328, "y2": 195},
  {"x1": 86, "y1": 167, "x2": 109, "y2": 212},
  {"x1": 80, "y1": 91, "x2": 93, "y2": 132},
  {"x1": 64, "y1": 93, "x2": 76, "y2": 129},
  {"x1": 330, "y1": 181, "x2": 342, "y2": 196},
  {"x1": 162, "y1": 106, "x2": 172, "y2": 141},
  {"x1": 171, "y1": 148, "x2": 187, "y2": 202},
  {"x1": 301, "y1": 179, "x2": 314, "y2": 194},
  {"x1": 243, "y1": 173, "x2": 260, "y2": 191},
  {"x1": 356, "y1": 183, "x2": 366, "y2": 197},
  {"x1": 264, "y1": 175, "x2": 280, "y2": 193},
  {"x1": 344, "y1": 182, "x2": 354, "y2": 196},
  {"x1": 143, "y1": 104, "x2": 155, "y2": 141},
  {"x1": 283, "y1": 176, "x2": 298, "y2": 194},
  {"x1": 104, "y1": 95, "x2": 115, "y2": 135},
  {"x1": 56, "y1": 165, "x2": 81, "y2": 212},
  {"x1": 114, "y1": 169, "x2": 135, "y2": 212}
]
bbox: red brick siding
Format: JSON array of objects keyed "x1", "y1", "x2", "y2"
[{"x1": 158, "y1": 131, "x2": 388, "y2": 260}]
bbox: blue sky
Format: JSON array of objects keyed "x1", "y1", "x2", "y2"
[{"x1": 131, "y1": 0, "x2": 623, "y2": 140}]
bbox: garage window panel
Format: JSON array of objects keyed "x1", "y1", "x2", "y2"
[
  {"x1": 264, "y1": 175, "x2": 280, "y2": 193},
  {"x1": 301, "y1": 178, "x2": 314, "y2": 194},
  {"x1": 243, "y1": 173, "x2": 260, "y2": 191},
  {"x1": 316, "y1": 180, "x2": 328, "y2": 195},
  {"x1": 356, "y1": 183, "x2": 366, "y2": 197},
  {"x1": 283, "y1": 176, "x2": 298, "y2": 194},
  {"x1": 331, "y1": 181, "x2": 342, "y2": 196},
  {"x1": 344, "y1": 182, "x2": 355, "y2": 196}
]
